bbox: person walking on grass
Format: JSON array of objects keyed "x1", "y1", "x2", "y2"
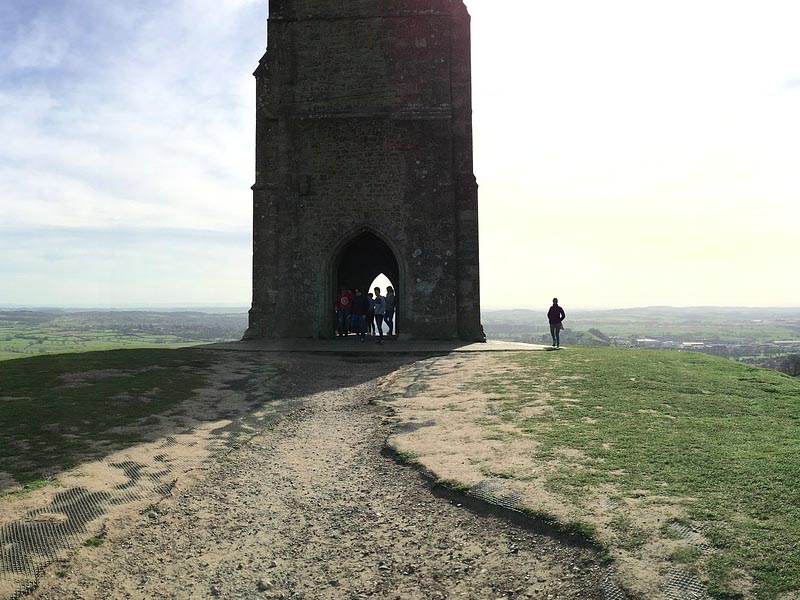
[
  {"x1": 373, "y1": 287, "x2": 386, "y2": 344},
  {"x1": 548, "y1": 297, "x2": 565, "y2": 348}
]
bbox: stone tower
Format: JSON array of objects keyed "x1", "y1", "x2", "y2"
[{"x1": 245, "y1": 0, "x2": 484, "y2": 341}]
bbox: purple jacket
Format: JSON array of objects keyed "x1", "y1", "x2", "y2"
[{"x1": 547, "y1": 305, "x2": 565, "y2": 324}]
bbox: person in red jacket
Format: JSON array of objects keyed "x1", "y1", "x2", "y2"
[
  {"x1": 547, "y1": 298, "x2": 566, "y2": 348},
  {"x1": 336, "y1": 289, "x2": 354, "y2": 336}
]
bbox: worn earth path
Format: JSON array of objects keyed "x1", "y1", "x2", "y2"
[{"x1": 31, "y1": 355, "x2": 608, "y2": 600}]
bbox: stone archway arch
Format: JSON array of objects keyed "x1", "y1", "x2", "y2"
[{"x1": 323, "y1": 226, "x2": 404, "y2": 338}]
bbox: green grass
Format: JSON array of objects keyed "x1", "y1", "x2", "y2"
[
  {"x1": 0, "y1": 348, "x2": 213, "y2": 489},
  {"x1": 392, "y1": 450, "x2": 422, "y2": 465},
  {"x1": 1, "y1": 479, "x2": 56, "y2": 497},
  {"x1": 0, "y1": 330, "x2": 200, "y2": 361},
  {"x1": 480, "y1": 348, "x2": 800, "y2": 598},
  {"x1": 83, "y1": 537, "x2": 105, "y2": 547},
  {"x1": 0, "y1": 310, "x2": 246, "y2": 362},
  {"x1": 608, "y1": 515, "x2": 650, "y2": 551}
]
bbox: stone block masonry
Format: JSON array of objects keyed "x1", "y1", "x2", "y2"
[{"x1": 246, "y1": 0, "x2": 484, "y2": 341}]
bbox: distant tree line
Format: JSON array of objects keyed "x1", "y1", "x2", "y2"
[{"x1": 747, "y1": 354, "x2": 800, "y2": 377}]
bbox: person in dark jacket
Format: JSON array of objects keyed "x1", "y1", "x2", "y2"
[
  {"x1": 366, "y1": 293, "x2": 376, "y2": 336},
  {"x1": 547, "y1": 298, "x2": 566, "y2": 348},
  {"x1": 351, "y1": 288, "x2": 369, "y2": 342},
  {"x1": 373, "y1": 287, "x2": 386, "y2": 344},
  {"x1": 384, "y1": 285, "x2": 396, "y2": 336}
]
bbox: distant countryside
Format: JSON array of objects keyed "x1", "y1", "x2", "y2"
[
  {"x1": 0, "y1": 309, "x2": 248, "y2": 362},
  {"x1": 1, "y1": 306, "x2": 799, "y2": 376},
  {"x1": 483, "y1": 306, "x2": 800, "y2": 376}
]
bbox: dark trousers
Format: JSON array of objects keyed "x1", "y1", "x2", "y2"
[
  {"x1": 374, "y1": 314, "x2": 384, "y2": 338},
  {"x1": 351, "y1": 314, "x2": 365, "y2": 338},
  {"x1": 550, "y1": 323, "x2": 561, "y2": 346},
  {"x1": 337, "y1": 310, "x2": 350, "y2": 335}
]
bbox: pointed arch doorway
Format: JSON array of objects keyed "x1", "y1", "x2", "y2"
[{"x1": 329, "y1": 231, "x2": 400, "y2": 338}]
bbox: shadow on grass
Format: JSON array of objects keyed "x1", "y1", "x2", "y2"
[
  {"x1": 0, "y1": 347, "x2": 430, "y2": 494},
  {"x1": 382, "y1": 445, "x2": 609, "y2": 555}
]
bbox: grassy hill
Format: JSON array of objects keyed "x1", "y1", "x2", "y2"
[
  {"x1": 3, "y1": 342, "x2": 800, "y2": 597},
  {"x1": 502, "y1": 348, "x2": 800, "y2": 598},
  {"x1": 0, "y1": 348, "x2": 215, "y2": 490},
  {"x1": 385, "y1": 347, "x2": 800, "y2": 599}
]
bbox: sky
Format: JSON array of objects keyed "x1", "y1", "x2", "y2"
[{"x1": 1, "y1": 1, "x2": 798, "y2": 310}]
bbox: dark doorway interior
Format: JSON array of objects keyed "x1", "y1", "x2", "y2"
[{"x1": 335, "y1": 232, "x2": 400, "y2": 334}]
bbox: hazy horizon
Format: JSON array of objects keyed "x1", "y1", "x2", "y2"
[
  {"x1": 2, "y1": 1, "x2": 798, "y2": 308},
  {"x1": 3, "y1": 303, "x2": 799, "y2": 314}
]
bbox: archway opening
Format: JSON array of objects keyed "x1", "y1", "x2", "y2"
[
  {"x1": 368, "y1": 272, "x2": 398, "y2": 336},
  {"x1": 333, "y1": 232, "x2": 399, "y2": 336},
  {"x1": 368, "y1": 273, "x2": 393, "y2": 296}
]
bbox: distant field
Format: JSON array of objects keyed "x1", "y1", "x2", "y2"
[
  {"x1": 483, "y1": 306, "x2": 800, "y2": 345},
  {"x1": 0, "y1": 310, "x2": 248, "y2": 361},
  {"x1": 4, "y1": 306, "x2": 799, "y2": 370}
]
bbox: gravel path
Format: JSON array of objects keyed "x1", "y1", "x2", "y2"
[{"x1": 31, "y1": 355, "x2": 608, "y2": 600}]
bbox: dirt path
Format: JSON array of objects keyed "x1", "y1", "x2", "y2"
[{"x1": 30, "y1": 355, "x2": 608, "y2": 600}]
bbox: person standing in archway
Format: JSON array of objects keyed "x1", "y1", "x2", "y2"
[
  {"x1": 384, "y1": 285, "x2": 396, "y2": 336},
  {"x1": 366, "y1": 292, "x2": 375, "y2": 336},
  {"x1": 352, "y1": 288, "x2": 369, "y2": 342},
  {"x1": 373, "y1": 287, "x2": 386, "y2": 344},
  {"x1": 547, "y1": 297, "x2": 566, "y2": 348},
  {"x1": 336, "y1": 288, "x2": 353, "y2": 336}
]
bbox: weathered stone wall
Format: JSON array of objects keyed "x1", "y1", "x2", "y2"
[
  {"x1": 269, "y1": 0, "x2": 469, "y2": 20},
  {"x1": 247, "y1": 0, "x2": 483, "y2": 340}
]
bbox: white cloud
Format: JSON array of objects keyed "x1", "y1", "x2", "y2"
[
  {"x1": 0, "y1": 1, "x2": 263, "y2": 304},
  {"x1": 0, "y1": 2, "x2": 262, "y2": 230}
]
